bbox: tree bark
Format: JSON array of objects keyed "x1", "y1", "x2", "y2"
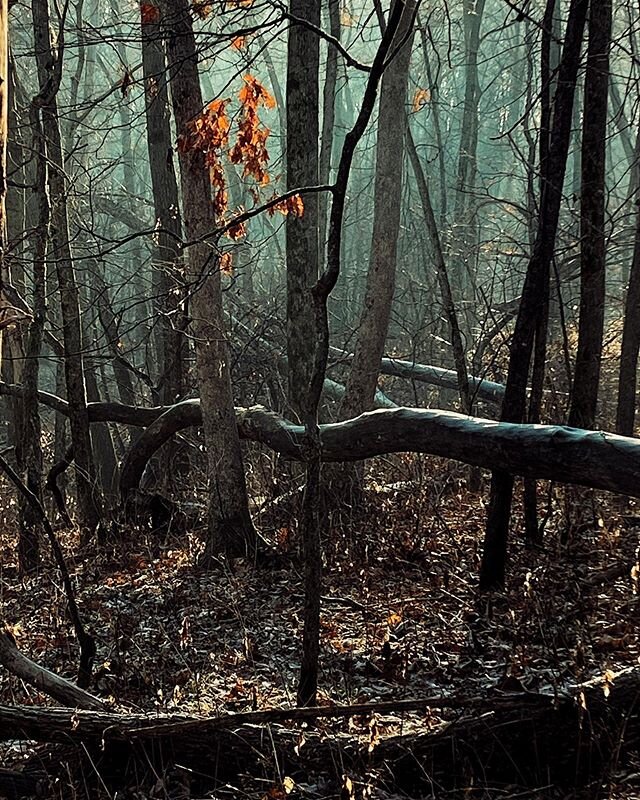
[
  {"x1": 0, "y1": 632, "x2": 103, "y2": 710},
  {"x1": 480, "y1": 0, "x2": 589, "y2": 591},
  {"x1": 450, "y1": 0, "x2": 485, "y2": 307},
  {"x1": 32, "y1": 0, "x2": 100, "y2": 535},
  {"x1": 616, "y1": 202, "x2": 640, "y2": 436},
  {"x1": 568, "y1": 0, "x2": 612, "y2": 430},
  {"x1": 317, "y1": 0, "x2": 340, "y2": 268},
  {"x1": 162, "y1": 0, "x2": 255, "y2": 561},
  {"x1": 339, "y1": 0, "x2": 416, "y2": 421},
  {"x1": 286, "y1": 0, "x2": 320, "y2": 421},
  {"x1": 1, "y1": 670, "x2": 639, "y2": 793},
  {"x1": 141, "y1": 5, "x2": 186, "y2": 406}
]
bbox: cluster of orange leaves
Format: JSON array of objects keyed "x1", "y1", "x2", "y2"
[{"x1": 179, "y1": 74, "x2": 304, "y2": 253}]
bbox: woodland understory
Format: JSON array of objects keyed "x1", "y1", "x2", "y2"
[
  {"x1": 2, "y1": 448, "x2": 640, "y2": 800},
  {"x1": 0, "y1": 0, "x2": 640, "y2": 798}
]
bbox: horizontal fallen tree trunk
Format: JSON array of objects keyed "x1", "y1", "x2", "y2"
[
  {"x1": 1, "y1": 670, "x2": 637, "y2": 793},
  {"x1": 229, "y1": 312, "x2": 502, "y2": 405},
  {"x1": 121, "y1": 403, "x2": 640, "y2": 499},
  {"x1": 329, "y1": 345, "x2": 505, "y2": 404},
  {"x1": 230, "y1": 315, "x2": 397, "y2": 409},
  {"x1": 1, "y1": 381, "x2": 638, "y2": 503}
]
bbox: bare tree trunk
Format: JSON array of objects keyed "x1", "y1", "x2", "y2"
[
  {"x1": 339, "y1": 0, "x2": 416, "y2": 421},
  {"x1": 295, "y1": 2, "x2": 408, "y2": 707},
  {"x1": 318, "y1": 0, "x2": 340, "y2": 268},
  {"x1": 162, "y1": 0, "x2": 255, "y2": 561},
  {"x1": 15, "y1": 86, "x2": 50, "y2": 573},
  {"x1": 616, "y1": 202, "x2": 640, "y2": 436},
  {"x1": 32, "y1": 0, "x2": 100, "y2": 536},
  {"x1": 568, "y1": 0, "x2": 612, "y2": 430},
  {"x1": 450, "y1": 0, "x2": 485, "y2": 307},
  {"x1": 480, "y1": 0, "x2": 588, "y2": 591},
  {"x1": 407, "y1": 128, "x2": 471, "y2": 415},
  {"x1": 523, "y1": 0, "x2": 558, "y2": 544},
  {"x1": 286, "y1": 0, "x2": 320, "y2": 421}
]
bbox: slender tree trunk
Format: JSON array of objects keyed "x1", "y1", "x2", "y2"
[
  {"x1": 162, "y1": 0, "x2": 255, "y2": 561},
  {"x1": 296, "y1": 3, "x2": 408, "y2": 707},
  {"x1": 479, "y1": 0, "x2": 588, "y2": 591},
  {"x1": 286, "y1": 0, "x2": 321, "y2": 421},
  {"x1": 32, "y1": 0, "x2": 100, "y2": 536},
  {"x1": 568, "y1": 0, "x2": 612, "y2": 430},
  {"x1": 318, "y1": 0, "x2": 340, "y2": 268},
  {"x1": 523, "y1": 0, "x2": 558, "y2": 544},
  {"x1": 339, "y1": 0, "x2": 416, "y2": 421},
  {"x1": 616, "y1": 203, "x2": 640, "y2": 436},
  {"x1": 450, "y1": 0, "x2": 485, "y2": 307},
  {"x1": 407, "y1": 128, "x2": 470, "y2": 415}
]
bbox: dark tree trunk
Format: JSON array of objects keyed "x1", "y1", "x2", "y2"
[
  {"x1": 480, "y1": 0, "x2": 589, "y2": 591},
  {"x1": 32, "y1": 0, "x2": 100, "y2": 536},
  {"x1": 286, "y1": 0, "x2": 321, "y2": 421},
  {"x1": 318, "y1": 0, "x2": 340, "y2": 268},
  {"x1": 568, "y1": 0, "x2": 612, "y2": 430},
  {"x1": 141, "y1": 6, "x2": 186, "y2": 406},
  {"x1": 450, "y1": 0, "x2": 485, "y2": 307},
  {"x1": 616, "y1": 202, "x2": 640, "y2": 436},
  {"x1": 523, "y1": 0, "x2": 558, "y2": 544}
]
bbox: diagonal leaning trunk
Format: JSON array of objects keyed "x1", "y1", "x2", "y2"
[{"x1": 161, "y1": 0, "x2": 255, "y2": 562}]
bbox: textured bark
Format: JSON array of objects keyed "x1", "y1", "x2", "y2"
[
  {"x1": 0, "y1": 632, "x2": 103, "y2": 710},
  {"x1": 523, "y1": 0, "x2": 559, "y2": 544},
  {"x1": 285, "y1": 0, "x2": 320, "y2": 421},
  {"x1": 0, "y1": 0, "x2": 6, "y2": 244},
  {"x1": 318, "y1": 0, "x2": 340, "y2": 267},
  {"x1": 141, "y1": 7, "x2": 186, "y2": 405},
  {"x1": 16, "y1": 88, "x2": 49, "y2": 572},
  {"x1": 32, "y1": 0, "x2": 100, "y2": 535},
  {"x1": 113, "y1": 402, "x2": 640, "y2": 510},
  {"x1": 616, "y1": 202, "x2": 640, "y2": 436},
  {"x1": 0, "y1": 382, "x2": 636, "y2": 504},
  {"x1": 480, "y1": 0, "x2": 589, "y2": 591},
  {"x1": 0, "y1": 670, "x2": 639, "y2": 793},
  {"x1": 568, "y1": 0, "x2": 612, "y2": 430},
  {"x1": 450, "y1": 0, "x2": 485, "y2": 304},
  {"x1": 162, "y1": 0, "x2": 255, "y2": 560},
  {"x1": 339, "y1": 0, "x2": 416, "y2": 420}
]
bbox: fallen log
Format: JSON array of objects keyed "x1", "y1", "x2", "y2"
[
  {"x1": 230, "y1": 312, "x2": 503, "y2": 405},
  {"x1": 0, "y1": 632, "x2": 104, "y2": 711},
  {"x1": 329, "y1": 345, "x2": 505, "y2": 405},
  {"x1": 1, "y1": 381, "x2": 638, "y2": 504},
  {"x1": 121, "y1": 404, "x2": 640, "y2": 500},
  {"x1": 0, "y1": 670, "x2": 637, "y2": 793}
]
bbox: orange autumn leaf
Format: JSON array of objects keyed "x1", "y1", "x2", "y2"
[
  {"x1": 140, "y1": 2, "x2": 160, "y2": 23},
  {"x1": 412, "y1": 87, "x2": 431, "y2": 111},
  {"x1": 231, "y1": 35, "x2": 246, "y2": 50},
  {"x1": 267, "y1": 193, "x2": 304, "y2": 218},
  {"x1": 239, "y1": 74, "x2": 276, "y2": 110},
  {"x1": 227, "y1": 219, "x2": 247, "y2": 240},
  {"x1": 219, "y1": 252, "x2": 234, "y2": 275}
]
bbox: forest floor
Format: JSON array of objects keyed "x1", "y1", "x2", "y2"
[{"x1": 0, "y1": 455, "x2": 639, "y2": 799}]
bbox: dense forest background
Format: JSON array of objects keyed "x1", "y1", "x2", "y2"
[{"x1": 0, "y1": 0, "x2": 639, "y2": 797}]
